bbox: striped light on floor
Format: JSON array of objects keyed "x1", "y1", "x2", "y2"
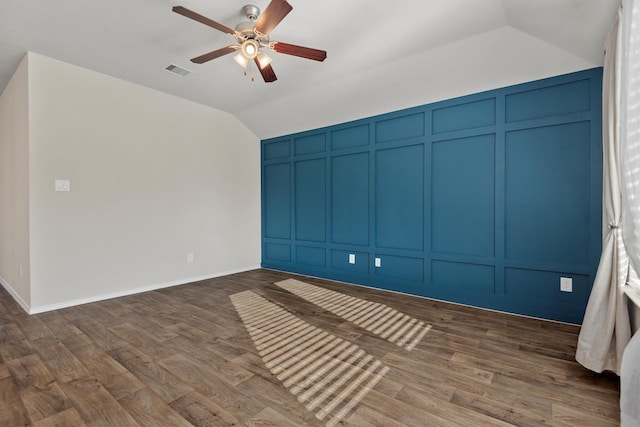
[
  {"x1": 276, "y1": 279, "x2": 431, "y2": 351},
  {"x1": 230, "y1": 290, "x2": 388, "y2": 427}
]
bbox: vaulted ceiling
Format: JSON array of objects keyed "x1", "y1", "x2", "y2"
[{"x1": 0, "y1": 0, "x2": 620, "y2": 139}]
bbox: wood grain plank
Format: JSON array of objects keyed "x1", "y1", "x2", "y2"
[
  {"x1": 0, "y1": 322, "x2": 26, "y2": 343},
  {"x1": 73, "y1": 317, "x2": 128, "y2": 351},
  {"x1": 117, "y1": 387, "x2": 193, "y2": 426},
  {"x1": 31, "y1": 337, "x2": 91, "y2": 383},
  {"x1": 345, "y1": 405, "x2": 408, "y2": 427},
  {"x1": 70, "y1": 343, "x2": 145, "y2": 400},
  {"x1": 36, "y1": 311, "x2": 84, "y2": 339},
  {"x1": 396, "y1": 384, "x2": 517, "y2": 427},
  {"x1": 169, "y1": 391, "x2": 244, "y2": 426},
  {"x1": 0, "y1": 375, "x2": 29, "y2": 426},
  {"x1": 355, "y1": 389, "x2": 461, "y2": 427},
  {"x1": 6, "y1": 354, "x2": 72, "y2": 422},
  {"x1": 552, "y1": 403, "x2": 618, "y2": 427},
  {"x1": 0, "y1": 338, "x2": 34, "y2": 362},
  {"x1": 32, "y1": 407, "x2": 87, "y2": 427},
  {"x1": 108, "y1": 323, "x2": 175, "y2": 360},
  {"x1": 491, "y1": 373, "x2": 619, "y2": 422},
  {"x1": 12, "y1": 314, "x2": 52, "y2": 341},
  {"x1": 156, "y1": 353, "x2": 232, "y2": 392},
  {"x1": 161, "y1": 340, "x2": 255, "y2": 386},
  {"x1": 234, "y1": 374, "x2": 326, "y2": 426},
  {"x1": 450, "y1": 388, "x2": 554, "y2": 427},
  {"x1": 59, "y1": 377, "x2": 140, "y2": 426},
  {"x1": 246, "y1": 406, "x2": 305, "y2": 427},
  {"x1": 108, "y1": 346, "x2": 193, "y2": 404}
]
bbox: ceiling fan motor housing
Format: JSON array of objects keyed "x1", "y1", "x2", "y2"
[
  {"x1": 242, "y1": 4, "x2": 260, "y2": 21},
  {"x1": 235, "y1": 21, "x2": 257, "y2": 40}
]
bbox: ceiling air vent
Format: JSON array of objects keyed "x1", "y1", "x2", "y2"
[{"x1": 164, "y1": 64, "x2": 193, "y2": 77}]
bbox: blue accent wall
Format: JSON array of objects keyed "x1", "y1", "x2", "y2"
[{"x1": 261, "y1": 68, "x2": 603, "y2": 324}]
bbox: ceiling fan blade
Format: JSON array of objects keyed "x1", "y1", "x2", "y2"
[
  {"x1": 191, "y1": 46, "x2": 237, "y2": 64},
  {"x1": 172, "y1": 6, "x2": 235, "y2": 35},
  {"x1": 254, "y1": 58, "x2": 277, "y2": 83},
  {"x1": 254, "y1": 0, "x2": 293, "y2": 36},
  {"x1": 271, "y1": 42, "x2": 327, "y2": 62}
]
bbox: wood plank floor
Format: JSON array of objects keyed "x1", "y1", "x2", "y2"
[{"x1": 0, "y1": 269, "x2": 620, "y2": 426}]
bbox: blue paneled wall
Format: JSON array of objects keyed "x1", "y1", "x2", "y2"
[{"x1": 261, "y1": 68, "x2": 602, "y2": 324}]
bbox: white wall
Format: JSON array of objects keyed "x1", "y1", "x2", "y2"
[
  {"x1": 26, "y1": 52, "x2": 260, "y2": 311},
  {"x1": 0, "y1": 55, "x2": 31, "y2": 310}
]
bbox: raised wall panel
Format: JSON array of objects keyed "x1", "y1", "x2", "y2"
[
  {"x1": 375, "y1": 144, "x2": 424, "y2": 251},
  {"x1": 331, "y1": 249, "x2": 369, "y2": 274},
  {"x1": 331, "y1": 153, "x2": 369, "y2": 246},
  {"x1": 505, "y1": 268, "x2": 590, "y2": 304},
  {"x1": 295, "y1": 133, "x2": 326, "y2": 156},
  {"x1": 432, "y1": 135, "x2": 495, "y2": 257},
  {"x1": 263, "y1": 139, "x2": 290, "y2": 160},
  {"x1": 296, "y1": 246, "x2": 325, "y2": 267},
  {"x1": 432, "y1": 98, "x2": 496, "y2": 134},
  {"x1": 432, "y1": 260, "x2": 494, "y2": 294},
  {"x1": 264, "y1": 243, "x2": 291, "y2": 262},
  {"x1": 374, "y1": 254, "x2": 424, "y2": 282},
  {"x1": 505, "y1": 122, "x2": 591, "y2": 265},
  {"x1": 264, "y1": 163, "x2": 290, "y2": 239},
  {"x1": 331, "y1": 124, "x2": 369, "y2": 151},
  {"x1": 505, "y1": 79, "x2": 591, "y2": 123},
  {"x1": 295, "y1": 158, "x2": 325, "y2": 242},
  {"x1": 375, "y1": 112, "x2": 425, "y2": 143}
]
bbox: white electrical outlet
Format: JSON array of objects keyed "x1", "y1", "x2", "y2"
[
  {"x1": 54, "y1": 179, "x2": 71, "y2": 192},
  {"x1": 187, "y1": 253, "x2": 194, "y2": 263},
  {"x1": 375, "y1": 257, "x2": 381, "y2": 268},
  {"x1": 560, "y1": 277, "x2": 573, "y2": 292},
  {"x1": 348, "y1": 254, "x2": 356, "y2": 264}
]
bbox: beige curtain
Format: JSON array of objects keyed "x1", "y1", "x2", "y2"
[
  {"x1": 575, "y1": 8, "x2": 631, "y2": 375},
  {"x1": 621, "y1": 328, "x2": 640, "y2": 426},
  {"x1": 619, "y1": 0, "x2": 640, "y2": 422}
]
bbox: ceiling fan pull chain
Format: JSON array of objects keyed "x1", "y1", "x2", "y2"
[{"x1": 244, "y1": 59, "x2": 256, "y2": 82}]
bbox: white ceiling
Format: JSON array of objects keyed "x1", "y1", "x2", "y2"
[{"x1": 0, "y1": 0, "x2": 620, "y2": 139}]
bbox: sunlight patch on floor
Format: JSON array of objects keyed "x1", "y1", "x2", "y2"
[
  {"x1": 276, "y1": 279, "x2": 431, "y2": 351},
  {"x1": 230, "y1": 290, "x2": 388, "y2": 427}
]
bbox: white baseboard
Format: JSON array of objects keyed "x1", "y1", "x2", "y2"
[
  {"x1": 3, "y1": 265, "x2": 260, "y2": 315},
  {"x1": 0, "y1": 275, "x2": 31, "y2": 313}
]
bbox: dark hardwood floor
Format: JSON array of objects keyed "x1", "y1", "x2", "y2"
[{"x1": 0, "y1": 269, "x2": 620, "y2": 426}]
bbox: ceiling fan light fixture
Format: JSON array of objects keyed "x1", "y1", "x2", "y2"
[
  {"x1": 234, "y1": 52, "x2": 249, "y2": 68},
  {"x1": 256, "y1": 51, "x2": 272, "y2": 69},
  {"x1": 241, "y1": 39, "x2": 259, "y2": 59},
  {"x1": 172, "y1": 2, "x2": 326, "y2": 83}
]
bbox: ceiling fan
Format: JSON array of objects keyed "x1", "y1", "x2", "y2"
[{"x1": 172, "y1": 0, "x2": 327, "y2": 83}]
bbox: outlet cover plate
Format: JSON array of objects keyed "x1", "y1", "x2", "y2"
[
  {"x1": 55, "y1": 179, "x2": 71, "y2": 192},
  {"x1": 560, "y1": 277, "x2": 573, "y2": 292}
]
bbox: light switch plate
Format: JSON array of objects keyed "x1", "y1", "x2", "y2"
[
  {"x1": 375, "y1": 257, "x2": 381, "y2": 268},
  {"x1": 348, "y1": 254, "x2": 356, "y2": 264},
  {"x1": 55, "y1": 179, "x2": 71, "y2": 192}
]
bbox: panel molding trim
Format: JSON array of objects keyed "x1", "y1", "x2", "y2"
[{"x1": 261, "y1": 68, "x2": 603, "y2": 324}]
